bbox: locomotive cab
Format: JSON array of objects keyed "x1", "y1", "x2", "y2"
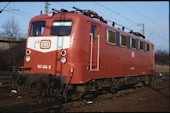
[
  {"x1": 24, "y1": 18, "x2": 73, "y2": 76},
  {"x1": 13, "y1": 13, "x2": 85, "y2": 99}
]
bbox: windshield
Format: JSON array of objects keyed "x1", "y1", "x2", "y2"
[
  {"x1": 51, "y1": 20, "x2": 72, "y2": 36},
  {"x1": 29, "y1": 21, "x2": 45, "y2": 36}
]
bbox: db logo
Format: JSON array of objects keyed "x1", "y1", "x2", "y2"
[{"x1": 40, "y1": 40, "x2": 51, "y2": 49}]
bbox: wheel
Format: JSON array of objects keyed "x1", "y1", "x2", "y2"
[
  {"x1": 70, "y1": 91, "x2": 81, "y2": 101},
  {"x1": 143, "y1": 76, "x2": 151, "y2": 86}
]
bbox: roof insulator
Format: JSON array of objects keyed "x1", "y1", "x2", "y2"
[
  {"x1": 122, "y1": 26, "x2": 125, "y2": 31},
  {"x1": 61, "y1": 8, "x2": 68, "y2": 12},
  {"x1": 112, "y1": 22, "x2": 115, "y2": 27}
]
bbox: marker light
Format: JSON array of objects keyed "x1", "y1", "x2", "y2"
[
  {"x1": 61, "y1": 50, "x2": 66, "y2": 56},
  {"x1": 60, "y1": 57, "x2": 66, "y2": 64},
  {"x1": 48, "y1": 12, "x2": 54, "y2": 17},
  {"x1": 26, "y1": 56, "x2": 30, "y2": 62}
]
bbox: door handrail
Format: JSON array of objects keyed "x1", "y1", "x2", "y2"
[{"x1": 89, "y1": 33, "x2": 100, "y2": 71}]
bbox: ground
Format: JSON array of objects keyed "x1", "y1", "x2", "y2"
[
  {"x1": 68, "y1": 80, "x2": 169, "y2": 112},
  {"x1": 0, "y1": 64, "x2": 169, "y2": 112}
]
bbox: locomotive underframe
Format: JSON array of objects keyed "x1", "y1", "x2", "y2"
[
  {"x1": 12, "y1": 71, "x2": 154, "y2": 102},
  {"x1": 67, "y1": 74, "x2": 154, "y2": 101},
  {"x1": 12, "y1": 72, "x2": 66, "y2": 98}
]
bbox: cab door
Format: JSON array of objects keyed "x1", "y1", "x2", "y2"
[{"x1": 89, "y1": 22, "x2": 100, "y2": 71}]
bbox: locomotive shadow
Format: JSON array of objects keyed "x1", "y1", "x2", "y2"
[{"x1": 80, "y1": 83, "x2": 139, "y2": 101}]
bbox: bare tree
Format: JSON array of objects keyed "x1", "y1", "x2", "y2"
[
  {"x1": 155, "y1": 49, "x2": 169, "y2": 65},
  {"x1": 1, "y1": 17, "x2": 20, "y2": 38}
]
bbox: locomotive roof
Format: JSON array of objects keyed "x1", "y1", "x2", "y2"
[{"x1": 30, "y1": 12, "x2": 153, "y2": 45}]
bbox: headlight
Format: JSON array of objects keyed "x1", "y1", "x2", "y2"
[
  {"x1": 26, "y1": 56, "x2": 30, "y2": 62},
  {"x1": 60, "y1": 57, "x2": 66, "y2": 64},
  {"x1": 48, "y1": 12, "x2": 54, "y2": 17}
]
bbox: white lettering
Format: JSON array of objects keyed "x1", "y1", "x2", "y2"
[
  {"x1": 40, "y1": 40, "x2": 51, "y2": 49},
  {"x1": 132, "y1": 51, "x2": 135, "y2": 58},
  {"x1": 131, "y1": 67, "x2": 135, "y2": 70},
  {"x1": 37, "y1": 64, "x2": 42, "y2": 68},
  {"x1": 37, "y1": 64, "x2": 51, "y2": 70}
]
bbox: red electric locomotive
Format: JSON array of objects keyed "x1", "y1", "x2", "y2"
[{"x1": 13, "y1": 7, "x2": 155, "y2": 101}]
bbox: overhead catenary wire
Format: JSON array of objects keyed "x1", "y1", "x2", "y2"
[
  {"x1": 23, "y1": 2, "x2": 43, "y2": 10},
  {"x1": 144, "y1": 27, "x2": 168, "y2": 41},
  {"x1": 60, "y1": 2, "x2": 140, "y2": 34},
  {"x1": 122, "y1": 2, "x2": 168, "y2": 39},
  {"x1": 50, "y1": 3, "x2": 168, "y2": 41},
  {"x1": 2, "y1": 9, "x2": 32, "y2": 19},
  {"x1": 106, "y1": 19, "x2": 132, "y2": 31},
  {"x1": 0, "y1": 2, "x2": 10, "y2": 13},
  {"x1": 0, "y1": 5, "x2": 35, "y2": 16},
  {"x1": 122, "y1": 2, "x2": 168, "y2": 31},
  {"x1": 0, "y1": 2, "x2": 168, "y2": 43},
  {"x1": 94, "y1": 1, "x2": 138, "y2": 26},
  {"x1": 93, "y1": 1, "x2": 168, "y2": 42}
]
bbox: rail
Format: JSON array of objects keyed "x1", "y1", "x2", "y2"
[{"x1": 0, "y1": 72, "x2": 12, "y2": 89}]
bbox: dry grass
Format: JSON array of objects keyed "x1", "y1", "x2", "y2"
[{"x1": 155, "y1": 64, "x2": 169, "y2": 73}]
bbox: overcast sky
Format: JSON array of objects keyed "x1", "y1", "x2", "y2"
[{"x1": 0, "y1": 1, "x2": 169, "y2": 52}]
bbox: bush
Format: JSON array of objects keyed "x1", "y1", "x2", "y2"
[{"x1": 0, "y1": 41, "x2": 26, "y2": 71}]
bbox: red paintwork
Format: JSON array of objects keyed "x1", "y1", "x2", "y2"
[{"x1": 24, "y1": 13, "x2": 155, "y2": 84}]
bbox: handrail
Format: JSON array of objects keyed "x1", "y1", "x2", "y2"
[
  {"x1": 89, "y1": 33, "x2": 93, "y2": 71},
  {"x1": 89, "y1": 33, "x2": 100, "y2": 71}
]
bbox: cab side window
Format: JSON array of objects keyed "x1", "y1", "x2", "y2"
[
  {"x1": 146, "y1": 43, "x2": 150, "y2": 52},
  {"x1": 106, "y1": 28, "x2": 116, "y2": 45},
  {"x1": 30, "y1": 21, "x2": 45, "y2": 36},
  {"x1": 130, "y1": 37, "x2": 136, "y2": 49},
  {"x1": 91, "y1": 24, "x2": 97, "y2": 40},
  {"x1": 139, "y1": 40, "x2": 144, "y2": 51},
  {"x1": 119, "y1": 33, "x2": 127, "y2": 47}
]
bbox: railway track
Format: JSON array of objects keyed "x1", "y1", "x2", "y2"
[
  {"x1": 0, "y1": 72, "x2": 13, "y2": 98},
  {"x1": 0, "y1": 73, "x2": 168, "y2": 112},
  {"x1": 3, "y1": 81, "x2": 168, "y2": 112},
  {"x1": 30, "y1": 76, "x2": 170, "y2": 112},
  {"x1": 0, "y1": 84, "x2": 143, "y2": 112},
  {"x1": 28, "y1": 79, "x2": 169, "y2": 112},
  {"x1": 0, "y1": 72, "x2": 13, "y2": 87},
  {"x1": 0, "y1": 96, "x2": 61, "y2": 112}
]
